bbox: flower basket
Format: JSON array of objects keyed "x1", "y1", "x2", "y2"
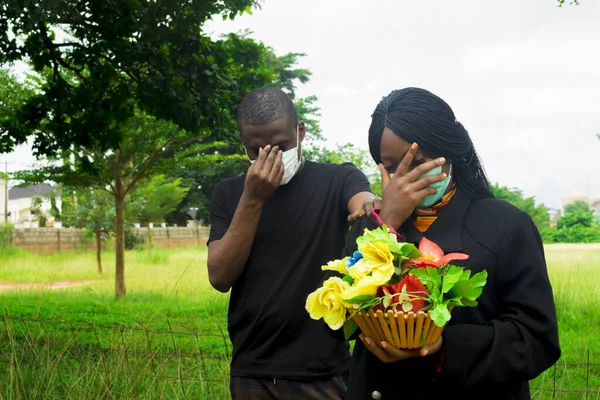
[
  {"x1": 306, "y1": 225, "x2": 487, "y2": 349},
  {"x1": 353, "y1": 308, "x2": 453, "y2": 350}
]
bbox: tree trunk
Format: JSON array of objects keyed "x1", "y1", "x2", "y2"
[
  {"x1": 96, "y1": 232, "x2": 103, "y2": 274},
  {"x1": 147, "y1": 225, "x2": 152, "y2": 256},
  {"x1": 115, "y1": 177, "x2": 126, "y2": 300}
]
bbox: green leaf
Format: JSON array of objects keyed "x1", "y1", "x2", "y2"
[
  {"x1": 430, "y1": 304, "x2": 451, "y2": 327},
  {"x1": 382, "y1": 296, "x2": 391, "y2": 309},
  {"x1": 343, "y1": 319, "x2": 358, "y2": 340},
  {"x1": 441, "y1": 265, "x2": 464, "y2": 294},
  {"x1": 445, "y1": 270, "x2": 488, "y2": 305},
  {"x1": 342, "y1": 275, "x2": 354, "y2": 285},
  {"x1": 343, "y1": 295, "x2": 375, "y2": 304}
]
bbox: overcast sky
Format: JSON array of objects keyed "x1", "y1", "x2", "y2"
[{"x1": 3, "y1": 0, "x2": 600, "y2": 209}]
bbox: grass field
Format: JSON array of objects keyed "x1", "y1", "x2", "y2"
[{"x1": 0, "y1": 244, "x2": 599, "y2": 399}]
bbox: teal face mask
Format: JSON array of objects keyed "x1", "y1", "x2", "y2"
[{"x1": 416, "y1": 165, "x2": 451, "y2": 208}]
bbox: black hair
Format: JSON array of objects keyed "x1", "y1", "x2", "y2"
[
  {"x1": 368, "y1": 87, "x2": 493, "y2": 198},
  {"x1": 236, "y1": 85, "x2": 298, "y2": 129}
]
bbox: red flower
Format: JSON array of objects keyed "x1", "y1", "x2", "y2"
[
  {"x1": 408, "y1": 237, "x2": 469, "y2": 269},
  {"x1": 374, "y1": 275, "x2": 428, "y2": 313}
]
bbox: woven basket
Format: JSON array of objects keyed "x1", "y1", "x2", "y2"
[{"x1": 351, "y1": 309, "x2": 448, "y2": 349}]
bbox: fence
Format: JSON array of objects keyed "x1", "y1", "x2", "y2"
[
  {"x1": 5, "y1": 226, "x2": 210, "y2": 254},
  {"x1": 0, "y1": 315, "x2": 598, "y2": 399},
  {"x1": 0, "y1": 315, "x2": 231, "y2": 399}
]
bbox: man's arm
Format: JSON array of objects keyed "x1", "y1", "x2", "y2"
[
  {"x1": 340, "y1": 163, "x2": 375, "y2": 219},
  {"x1": 207, "y1": 145, "x2": 283, "y2": 293},
  {"x1": 348, "y1": 191, "x2": 378, "y2": 217},
  {"x1": 207, "y1": 194, "x2": 263, "y2": 293}
]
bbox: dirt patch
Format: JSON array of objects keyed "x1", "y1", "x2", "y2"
[{"x1": 0, "y1": 280, "x2": 94, "y2": 291}]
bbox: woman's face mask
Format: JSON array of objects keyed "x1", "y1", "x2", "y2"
[{"x1": 415, "y1": 164, "x2": 452, "y2": 208}]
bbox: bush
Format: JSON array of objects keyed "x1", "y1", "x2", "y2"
[
  {"x1": 124, "y1": 227, "x2": 145, "y2": 250},
  {"x1": 542, "y1": 226, "x2": 600, "y2": 244},
  {"x1": 0, "y1": 223, "x2": 13, "y2": 253}
]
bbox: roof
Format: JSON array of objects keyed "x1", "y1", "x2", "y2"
[{"x1": 8, "y1": 184, "x2": 60, "y2": 200}]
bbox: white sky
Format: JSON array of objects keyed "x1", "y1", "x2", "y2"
[{"x1": 3, "y1": 0, "x2": 600, "y2": 209}]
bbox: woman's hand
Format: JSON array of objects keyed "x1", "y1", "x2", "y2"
[
  {"x1": 378, "y1": 143, "x2": 447, "y2": 229},
  {"x1": 359, "y1": 334, "x2": 443, "y2": 363}
]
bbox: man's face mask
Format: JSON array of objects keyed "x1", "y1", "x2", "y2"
[{"x1": 245, "y1": 125, "x2": 303, "y2": 186}]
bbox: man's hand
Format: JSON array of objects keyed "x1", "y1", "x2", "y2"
[
  {"x1": 359, "y1": 334, "x2": 443, "y2": 363},
  {"x1": 378, "y1": 143, "x2": 447, "y2": 229},
  {"x1": 243, "y1": 145, "x2": 284, "y2": 205},
  {"x1": 348, "y1": 196, "x2": 382, "y2": 222}
]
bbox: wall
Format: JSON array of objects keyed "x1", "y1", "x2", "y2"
[{"x1": 6, "y1": 226, "x2": 210, "y2": 254}]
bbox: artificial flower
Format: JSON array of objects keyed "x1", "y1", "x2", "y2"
[
  {"x1": 407, "y1": 237, "x2": 469, "y2": 269},
  {"x1": 305, "y1": 277, "x2": 351, "y2": 330},
  {"x1": 341, "y1": 275, "x2": 382, "y2": 301},
  {"x1": 373, "y1": 275, "x2": 428, "y2": 313},
  {"x1": 346, "y1": 251, "x2": 363, "y2": 267},
  {"x1": 388, "y1": 275, "x2": 428, "y2": 312},
  {"x1": 321, "y1": 258, "x2": 349, "y2": 275},
  {"x1": 347, "y1": 241, "x2": 394, "y2": 283}
]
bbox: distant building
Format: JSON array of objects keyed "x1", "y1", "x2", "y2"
[
  {"x1": 6, "y1": 183, "x2": 61, "y2": 227},
  {"x1": 547, "y1": 209, "x2": 561, "y2": 227},
  {"x1": 561, "y1": 187, "x2": 600, "y2": 217}
]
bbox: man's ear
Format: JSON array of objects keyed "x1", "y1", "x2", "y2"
[{"x1": 298, "y1": 121, "x2": 306, "y2": 143}]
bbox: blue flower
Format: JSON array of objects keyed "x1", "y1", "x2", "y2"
[{"x1": 346, "y1": 251, "x2": 363, "y2": 268}]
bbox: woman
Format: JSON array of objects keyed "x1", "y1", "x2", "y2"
[{"x1": 344, "y1": 87, "x2": 560, "y2": 399}]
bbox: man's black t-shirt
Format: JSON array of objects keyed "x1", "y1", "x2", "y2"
[{"x1": 208, "y1": 160, "x2": 371, "y2": 380}]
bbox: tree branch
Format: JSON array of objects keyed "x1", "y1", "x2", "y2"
[
  {"x1": 38, "y1": 22, "x2": 91, "y2": 85},
  {"x1": 124, "y1": 127, "x2": 182, "y2": 195},
  {"x1": 79, "y1": 146, "x2": 116, "y2": 192}
]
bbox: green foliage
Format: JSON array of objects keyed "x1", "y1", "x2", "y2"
[
  {"x1": 306, "y1": 143, "x2": 381, "y2": 196},
  {"x1": 0, "y1": 222, "x2": 12, "y2": 253},
  {"x1": 0, "y1": 69, "x2": 35, "y2": 152},
  {"x1": 130, "y1": 175, "x2": 189, "y2": 225},
  {"x1": 62, "y1": 189, "x2": 115, "y2": 237},
  {"x1": 491, "y1": 184, "x2": 550, "y2": 230},
  {"x1": 410, "y1": 266, "x2": 487, "y2": 327},
  {"x1": 0, "y1": 0, "x2": 270, "y2": 155},
  {"x1": 557, "y1": 0, "x2": 580, "y2": 6},
  {"x1": 557, "y1": 210, "x2": 596, "y2": 230},
  {"x1": 564, "y1": 200, "x2": 592, "y2": 215},
  {"x1": 124, "y1": 227, "x2": 145, "y2": 251}
]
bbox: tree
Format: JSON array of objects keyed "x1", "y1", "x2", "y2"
[
  {"x1": 0, "y1": 1, "x2": 272, "y2": 155},
  {"x1": 557, "y1": 0, "x2": 580, "y2": 6},
  {"x1": 1, "y1": 1, "x2": 292, "y2": 299},
  {"x1": 0, "y1": 68, "x2": 34, "y2": 152},
  {"x1": 14, "y1": 112, "x2": 221, "y2": 297},
  {"x1": 557, "y1": 201, "x2": 596, "y2": 230},
  {"x1": 129, "y1": 175, "x2": 188, "y2": 255},
  {"x1": 564, "y1": 200, "x2": 592, "y2": 215},
  {"x1": 491, "y1": 184, "x2": 550, "y2": 230},
  {"x1": 62, "y1": 189, "x2": 115, "y2": 273}
]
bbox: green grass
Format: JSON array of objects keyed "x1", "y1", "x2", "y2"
[
  {"x1": 0, "y1": 244, "x2": 599, "y2": 399},
  {"x1": 0, "y1": 247, "x2": 231, "y2": 399}
]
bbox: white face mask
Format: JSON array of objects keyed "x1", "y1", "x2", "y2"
[{"x1": 245, "y1": 125, "x2": 303, "y2": 186}]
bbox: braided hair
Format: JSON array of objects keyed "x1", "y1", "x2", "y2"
[{"x1": 368, "y1": 87, "x2": 493, "y2": 199}]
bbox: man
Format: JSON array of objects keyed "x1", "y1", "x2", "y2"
[{"x1": 207, "y1": 86, "x2": 376, "y2": 399}]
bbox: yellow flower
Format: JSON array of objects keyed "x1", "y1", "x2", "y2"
[
  {"x1": 321, "y1": 258, "x2": 349, "y2": 275},
  {"x1": 341, "y1": 275, "x2": 381, "y2": 301},
  {"x1": 305, "y1": 277, "x2": 351, "y2": 330},
  {"x1": 347, "y1": 241, "x2": 394, "y2": 284}
]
